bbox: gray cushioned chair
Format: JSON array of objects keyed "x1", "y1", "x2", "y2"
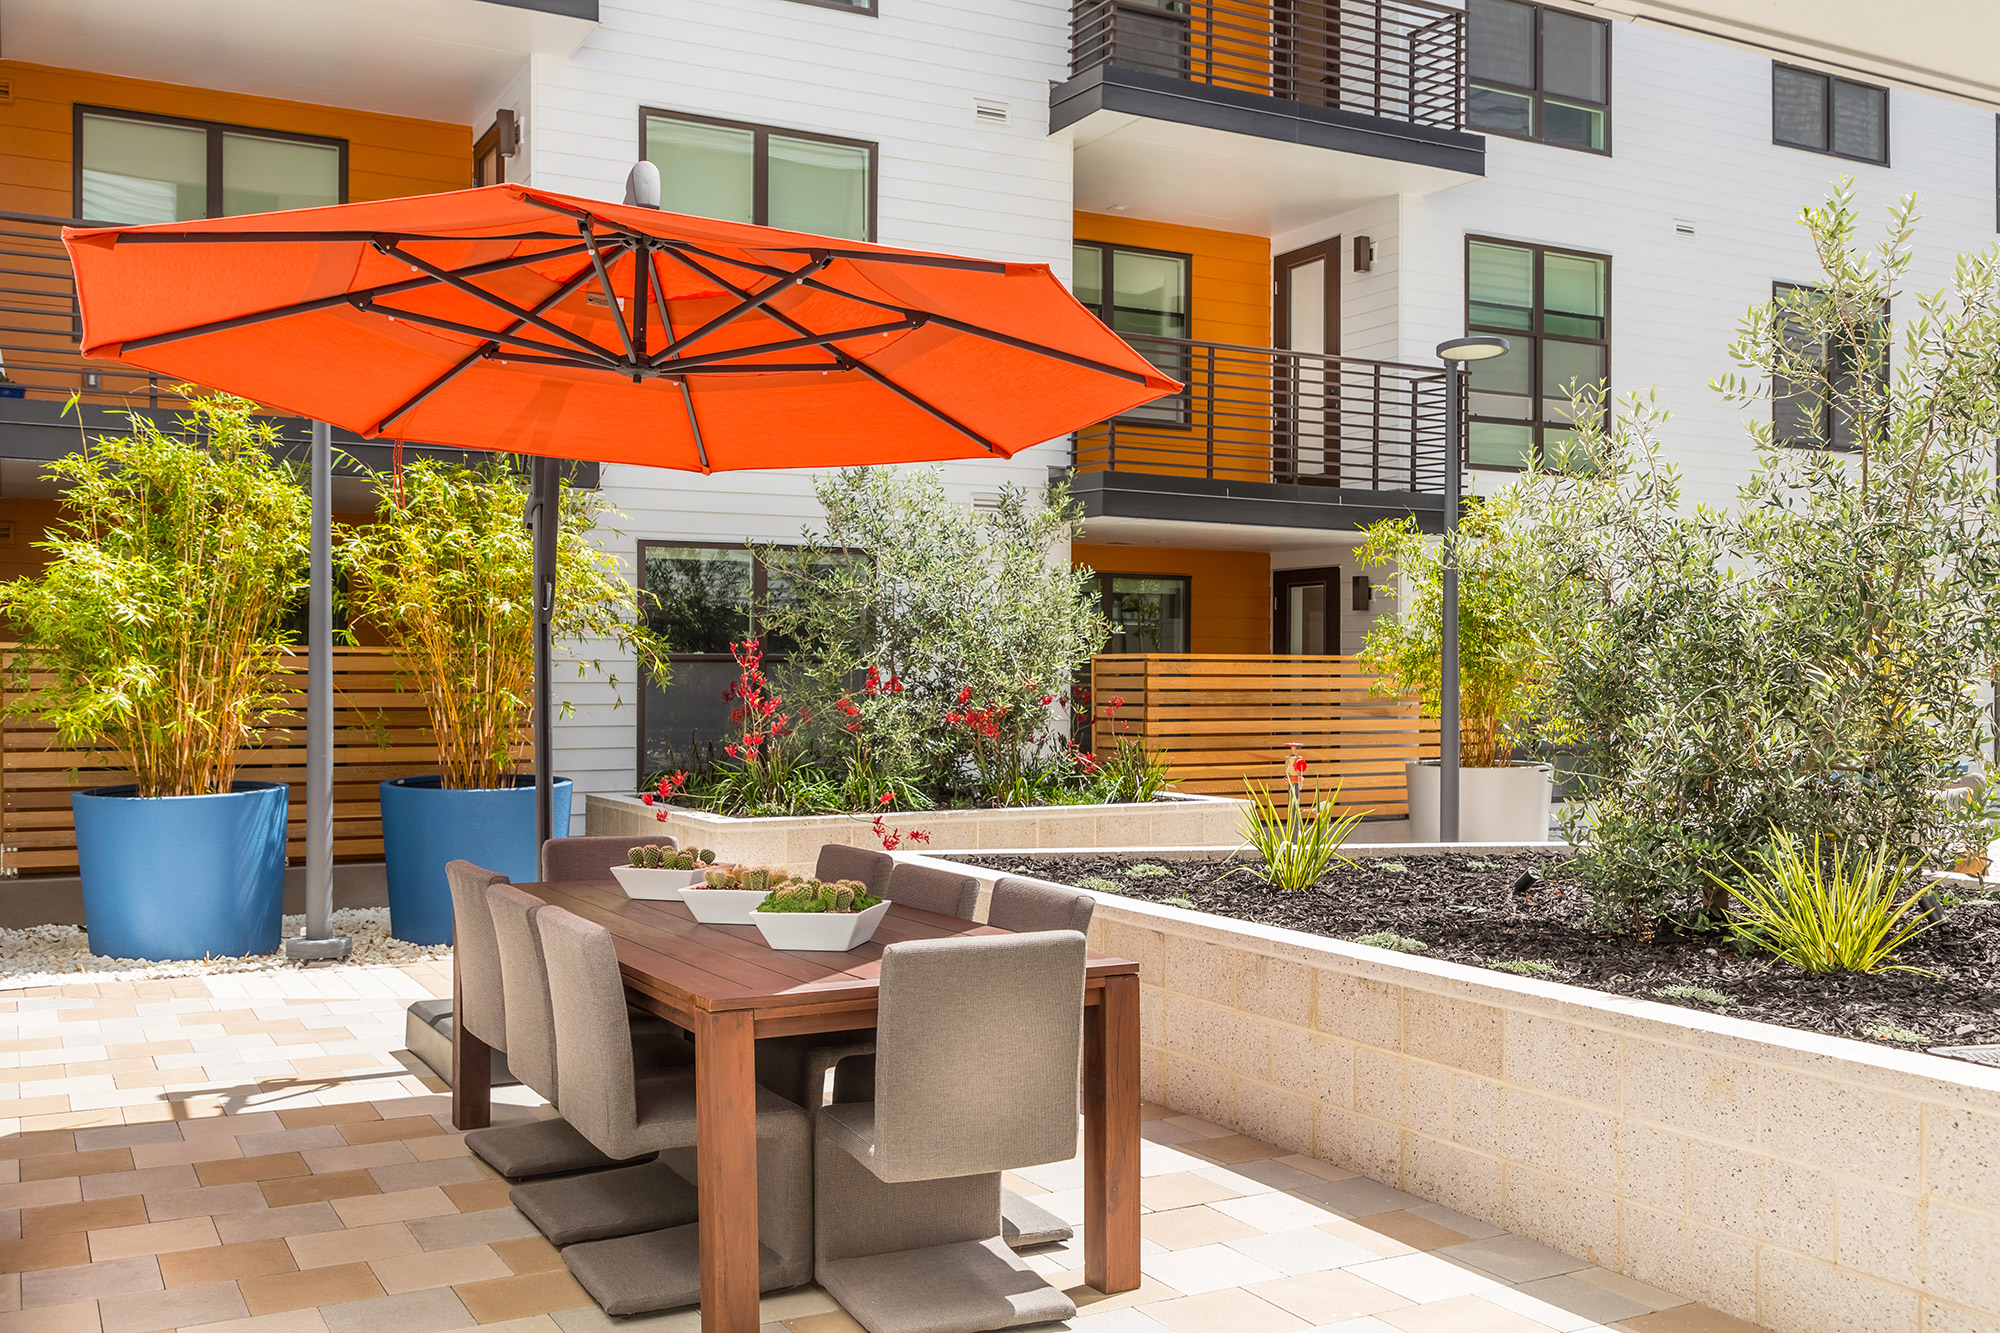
[
  {"x1": 988, "y1": 874, "x2": 1096, "y2": 935},
  {"x1": 813, "y1": 932, "x2": 1086, "y2": 1333},
  {"x1": 814, "y1": 843, "x2": 895, "y2": 896},
  {"x1": 541, "y1": 833, "x2": 676, "y2": 883},
  {"x1": 451, "y1": 861, "x2": 622, "y2": 1180},
  {"x1": 486, "y1": 884, "x2": 697, "y2": 1244},
  {"x1": 534, "y1": 904, "x2": 814, "y2": 1314},
  {"x1": 882, "y1": 861, "x2": 978, "y2": 920}
]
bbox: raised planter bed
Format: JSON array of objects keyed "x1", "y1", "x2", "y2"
[
  {"x1": 582, "y1": 791, "x2": 1248, "y2": 875},
  {"x1": 910, "y1": 847, "x2": 2000, "y2": 1333}
]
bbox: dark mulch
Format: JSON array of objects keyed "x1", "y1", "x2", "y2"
[{"x1": 956, "y1": 850, "x2": 2000, "y2": 1051}]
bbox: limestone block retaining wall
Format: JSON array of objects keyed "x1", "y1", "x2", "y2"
[
  {"x1": 917, "y1": 851, "x2": 2000, "y2": 1333},
  {"x1": 583, "y1": 792, "x2": 1245, "y2": 875}
]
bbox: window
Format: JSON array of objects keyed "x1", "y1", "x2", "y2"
[
  {"x1": 1094, "y1": 574, "x2": 1191, "y2": 654},
  {"x1": 1771, "y1": 282, "x2": 1887, "y2": 452},
  {"x1": 1465, "y1": 237, "x2": 1609, "y2": 468},
  {"x1": 1467, "y1": 0, "x2": 1610, "y2": 153},
  {"x1": 1772, "y1": 64, "x2": 1887, "y2": 164},
  {"x1": 1073, "y1": 241, "x2": 1192, "y2": 422},
  {"x1": 640, "y1": 109, "x2": 875, "y2": 241},
  {"x1": 76, "y1": 107, "x2": 344, "y2": 224}
]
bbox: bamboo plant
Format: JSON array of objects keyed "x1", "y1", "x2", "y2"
[
  {"x1": 0, "y1": 395, "x2": 311, "y2": 796},
  {"x1": 340, "y1": 457, "x2": 667, "y2": 790}
]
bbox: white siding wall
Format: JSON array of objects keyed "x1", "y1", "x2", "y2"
[
  {"x1": 510, "y1": 0, "x2": 1078, "y2": 821},
  {"x1": 1396, "y1": 18, "x2": 1996, "y2": 509}
]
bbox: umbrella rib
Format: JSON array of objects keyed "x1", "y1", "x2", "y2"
[
  {"x1": 103, "y1": 230, "x2": 588, "y2": 245},
  {"x1": 376, "y1": 238, "x2": 622, "y2": 366},
  {"x1": 747, "y1": 245, "x2": 1009, "y2": 274},
  {"x1": 673, "y1": 377, "x2": 711, "y2": 472},
  {"x1": 355, "y1": 301, "x2": 621, "y2": 368},
  {"x1": 579, "y1": 225, "x2": 638, "y2": 368},
  {"x1": 372, "y1": 249, "x2": 619, "y2": 435},
  {"x1": 656, "y1": 318, "x2": 921, "y2": 373},
  {"x1": 647, "y1": 255, "x2": 833, "y2": 367},
  {"x1": 115, "y1": 241, "x2": 594, "y2": 353}
]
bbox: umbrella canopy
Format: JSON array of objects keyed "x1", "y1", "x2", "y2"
[{"x1": 62, "y1": 183, "x2": 1176, "y2": 466}]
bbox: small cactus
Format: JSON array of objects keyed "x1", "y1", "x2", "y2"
[
  {"x1": 646, "y1": 845, "x2": 670, "y2": 869},
  {"x1": 628, "y1": 846, "x2": 648, "y2": 868},
  {"x1": 830, "y1": 883, "x2": 855, "y2": 912},
  {"x1": 769, "y1": 867, "x2": 792, "y2": 886},
  {"x1": 703, "y1": 867, "x2": 733, "y2": 888},
  {"x1": 672, "y1": 851, "x2": 695, "y2": 870},
  {"x1": 742, "y1": 867, "x2": 771, "y2": 894},
  {"x1": 698, "y1": 849, "x2": 717, "y2": 864}
]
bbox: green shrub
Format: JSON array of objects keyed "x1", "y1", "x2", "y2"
[
  {"x1": 1077, "y1": 876, "x2": 1119, "y2": 893},
  {"x1": 1716, "y1": 832, "x2": 1937, "y2": 974},
  {"x1": 1862, "y1": 1021, "x2": 1926, "y2": 1044},
  {"x1": 1491, "y1": 959, "x2": 1562, "y2": 977},
  {"x1": 1124, "y1": 863, "x2": 1172, "y2": 878},
  {"x1": 1650, "y1": 984, "x2": 1735, "y2": 1007},
  {"x1": 1231, "y1": 780, "x2": 1363, "y2": 891},
  {"x1": 1, "y1": 396, "x2": 308, "y2": 797}
]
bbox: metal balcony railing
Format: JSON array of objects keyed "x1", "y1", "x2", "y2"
[
  {"x1": 0, "y1": 209, "x2": 202, "y2": 416},
  {"x1": 1075, "y1": 335, "x2": 1450, "y2": 492},
  {"x1": 1070, "y1": 0, "x2": 1466, "y2": 130}
]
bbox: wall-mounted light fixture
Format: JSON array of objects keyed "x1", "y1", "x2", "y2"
[
  {"x1": 1353, "y1": 236, "x2": 1374, "y2": 272},
  {"x1": 1352, "y1": 575, "x2": 1371, "y2": 611}
]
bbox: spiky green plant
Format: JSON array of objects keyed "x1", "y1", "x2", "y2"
[
  {"x1": 1232, "y1": 780, "x2": 1366, "y2": 891},
  {"x1": 698, "y1": 849, "x2": 717, "y2": 864},
  {"x1": 742, "y1": 867, "x2": 771, "y2": 894},
  {"x1": 1713, "y1": 831, "x2": 1938, "y2": 974},
  {"x1": 628, "y1": 846, "x2": 649, "y2": 868}
]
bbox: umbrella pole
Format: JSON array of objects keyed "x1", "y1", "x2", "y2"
[
  {"x1": 531, "y1": 456, "x2": 557, "y2": 849},
  {"x1": 286, "y1": 420, "x2": 352, "y2": 963}
]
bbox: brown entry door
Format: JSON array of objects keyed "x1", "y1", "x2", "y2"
[
  {"x1": 1274, "y1": 567, "x2": 1339, "y2": 655},
  {"x1": 1274, "y1": 239, "x2": 1340, "y2": 484}
]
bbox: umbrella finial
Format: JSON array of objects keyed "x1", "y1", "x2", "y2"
[{"x1": 624, "y1": 161, "x2": 661, "y2": 209}]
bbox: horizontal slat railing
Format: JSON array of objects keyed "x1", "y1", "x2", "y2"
[
  {"x1": 0, "y1": 645, "x2": 527, "y2": 875},
  {"x1": 1092, "y1": 653, "x2": 1438, "y2": 817},
  {"x1": 1071, "y1": 0, "x2": 1467, "y2": 131},
  {"x1": 1075, "y1": 336, "x2": 1450, "y2": 492}
]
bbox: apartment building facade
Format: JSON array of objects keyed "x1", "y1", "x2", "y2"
[{"x1": 0, "y1": 0, "x2": 1996, "y2": 839}]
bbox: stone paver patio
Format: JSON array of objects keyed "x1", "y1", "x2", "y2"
[{"x1": 0, "y1": 962, "x2": 1770, "y2": 1333}]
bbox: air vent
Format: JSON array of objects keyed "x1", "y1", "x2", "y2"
[
  {"x1": 1674, "y1": 218, "x2": 1696, "y2": 236},
  {"x1": 971, "y1": 491, "x2": 1004, "y2": 511},
  {"x1": 0, "y1": 79, "x2": 13, "y2": 104},
  {"x1": 974, "y1": 98, "x2": 1010, "y2": 125},
  {"x1": 0, "y1": 522, "x2": 16, "y2": 546}
]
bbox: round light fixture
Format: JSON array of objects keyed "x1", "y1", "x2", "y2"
[{"x1": 1435, "y1": 335, "x2": 1512, "y2": 362}]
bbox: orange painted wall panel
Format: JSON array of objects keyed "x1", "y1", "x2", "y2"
[
  {"x1": 1074, "y1": 542, "x2": 1271, "y2": 654},
  {"x1": 0, "y1": 60, "x2": 472, "y2": 219}
]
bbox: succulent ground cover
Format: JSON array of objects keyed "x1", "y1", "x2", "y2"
[{"x1": 961, "y1": 850, "x2": 2000, "y2": 1050}]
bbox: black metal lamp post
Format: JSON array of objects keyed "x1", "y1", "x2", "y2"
[{"x1": 1432, "y1": 335, "x2": 1511, "y2": 842}]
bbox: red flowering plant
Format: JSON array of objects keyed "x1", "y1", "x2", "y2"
[
  {"x1": 638, "y1": 769, "x2": 689, "y2": 823},
  {"x1": 1084, "y1": 693, "x2": 1172, "y2": 804},
  {"x1": 714, "y1": 638, "x2": 807, "y2": 809},
  {"x1": 829, "y1": 664, "x2": 927, "y2": 810}
]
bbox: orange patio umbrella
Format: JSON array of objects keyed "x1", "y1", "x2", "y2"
[
  {"x1": 60, "y1": 173, "x2": 1175, "y2": 954},
  {"x1": 62, "y1": 181, "x2": 1175, "y2": 466}
]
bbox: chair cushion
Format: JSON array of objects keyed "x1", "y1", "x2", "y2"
[
  {"x1": 817, "y1": 1236, "x2": 1075, "y2": 1333},
  {"x1": 561, "y1": 1223, "x2": 788, "y2": 1317},
  {"x1": 463, "y1": 1117, "x2": 652, "y2": 1181},
  {"x1": 510, "y1": 1158, "x2": 697, "y2": 1246},
  {"x1": 819, "y1": 1101, "x2": 878, "y2": 1170},
  {"x1": 1000, "y1": 1187, "x2": 1073, "y2": 1249}
]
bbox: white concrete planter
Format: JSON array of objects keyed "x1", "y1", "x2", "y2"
[
  {"x1": 1406, "y1": 759, "x2": 1552, "y2": 843},
  {"x1": 607, "y1": 865, "x2": 704, "y2": 900},
  {"x1": 679, "y1": 887, "x2": 768, "y2": 925},
  {"x1": 752, "y1": 899, "x2": 890, "y2": 951},
  {"x1": 585, "y1": 791, "x2": 1246, "y2": 875},
  {"x1": 909, "y1": 848, "x2": 2000, "y2": 1333}
]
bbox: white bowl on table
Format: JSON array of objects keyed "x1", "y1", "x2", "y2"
[
  {"x1": 608, "y1": 865, "x2": 707, "y2": 901},
  {"x1": 751, "y1": 899, "x2": 892, "y2": 952},
  {"x1": 679, "y1": 887, "x2": 772, "y2": 925}
]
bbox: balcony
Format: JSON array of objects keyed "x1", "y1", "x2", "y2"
[
  {"x1": 1055, "y1": 0, "x2": 1483, "y2": 232},
  {"x1": 1071, "y1": 335, "x2": 1451, "y2": 533},
  {"x1": 0, "y1": 211, "x2": 590, "y2": 482}
]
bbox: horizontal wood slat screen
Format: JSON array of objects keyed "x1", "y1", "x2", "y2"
[
  {"x1": 1091, "y1": 654, "x2": 1438, "y2": 817},
  {"x1": 0, "y1": 645, "x2": 527, "y2": 875}
]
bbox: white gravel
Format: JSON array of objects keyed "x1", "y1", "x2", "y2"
[{"x1": 0, "y1": 908, "x2": 450, "y2": 989}]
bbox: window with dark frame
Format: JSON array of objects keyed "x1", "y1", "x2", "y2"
[
  {"x1": 1464, "y1": 237, "x2": 1609, "y2": 469},
  {"x1": 637, "y1": 542, "x2": 781, "y2": 778},
  {"x1": 1770, "y1": 281, "x2": 1888, "y2": 453},
  {"x1": 640, "y1": 108, "x2": 876, "y2": 242},
  {"x1": 1073, "y1": 240, "x2": 1193, "y2": 424},
  {"x1": 1467, "y1": 0, "x2": 1611, "y2": 154},
  {"x1": 1093, "y1": 573, "x2": 1191, "y2": 654},
  {"x1": 76, "y1": 106, "x2": 346, "y2": 225},
  {"x1": 1772, "y1": 63, "x2": 1888, "y2": 164}
]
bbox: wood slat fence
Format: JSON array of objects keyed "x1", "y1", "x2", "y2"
[
  {"x1": 0, "y1": 645, "x2": 526, "y2": 875},
  {"x1": 1091, "y1": 654, "x2": 1439, "y2": 817}
]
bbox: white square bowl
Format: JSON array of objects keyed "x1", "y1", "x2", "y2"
[
  {"x1": 751, "y1": 899, "x2": 892, "y2": 952},
  {"x1": 609, "y1": 865, "x2": 706, "y2": 900},
  {"x1": 679, "y1": 887, "x2": 772, "y2": 925}
]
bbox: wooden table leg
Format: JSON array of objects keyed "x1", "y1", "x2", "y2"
[
  {"x1": 1083, "y1": 972, "x2": 1141, "y2": 1293},
  {"x1": 696, "y1": 1008, "x2": 760, "y2": 1333},
  {"x1": 450, "y1": 946, "x2": 490, "y2": 1131}
]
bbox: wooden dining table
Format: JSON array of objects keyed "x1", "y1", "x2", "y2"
[{"x1": 449, "y1": 879, "x2": 1143, "y2": 1333}]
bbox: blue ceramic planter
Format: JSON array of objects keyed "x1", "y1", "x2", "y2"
[
  {"x1": 72, "y1": 781, "x2": 288, "y2": 961},
  {"x1": 379, "y1": 776, "x2": 572, "y2": 945}
]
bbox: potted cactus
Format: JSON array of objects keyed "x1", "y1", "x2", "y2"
[
  {"x1": 680, "y1": 863, "x2": 786, "y2": 924},
  {"x1": 750, "y1": 876, "x2": 891, "y2": 952},
  {"x1": 609, "y1": 844, "x2": 720, "y2": 900}
]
